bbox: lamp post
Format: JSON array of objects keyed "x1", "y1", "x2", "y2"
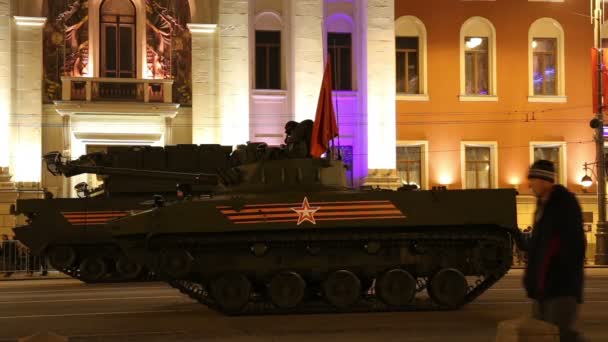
[{"x1": 592, "y1": 0, "x2": 608, "y2": 265}]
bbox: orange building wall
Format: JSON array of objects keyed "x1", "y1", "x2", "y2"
[{"x1": 395, "y1": 0, "x2": 595, "y2": 195}]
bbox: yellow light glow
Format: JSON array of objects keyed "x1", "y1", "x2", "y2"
[
  {"x1": 531, "y1": 40, "x2": 538, "y2": 49},
  {"x1": 438, "y1": 174, "x2": 453, "y2": 185},
  {"x1": 13, "y1": 143, "x2": 41, "y2": 182},
  {"x1": 509, "y1": 177, "x2": 520, "y2": 185}
]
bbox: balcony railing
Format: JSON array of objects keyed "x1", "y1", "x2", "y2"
[{"x1": 61, "y1": 77, "x2": 173, "y2": 103}]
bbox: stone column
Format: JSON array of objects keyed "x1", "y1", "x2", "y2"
[
  {"x1": 11, "y1": 16, "x2": 45, "y2": 183},
  {"x1": 363, "y1": 0, "x2": 399, "y2": 189},
  {"x1": 188, "y1": 23, "x2": 219, "y2": 144},
  {"x1": 218, "y1": 1, "x2": 249, "y2": 146},
  {"x1": 290, "y1": 0, "x2": 324, "y2": 122},
  {"x1": 0, "y1": 0, "x2": 11, "y2": 169}
]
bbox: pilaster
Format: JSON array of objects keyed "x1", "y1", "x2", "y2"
[
  {"x1": 11, "y1": 16, "x2": 45, "y2": 183},
  {"x1": 290, "y1": 0, "x2": 324, "y2": 122},
  {"x1": 218, "y1": 0, "x2": 249, "y2": 146},
  {"x1": 0, "y1": 0, "x2": 11, "y2": 168},
  {"x1": 364, "y1": 0, "x2": 399, "y2": 188},
  {"x1": 189, "y1": 23, "x2": 219, "y2": 144}
]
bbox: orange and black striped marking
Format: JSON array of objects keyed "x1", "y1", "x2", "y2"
[
  {"x1": 61, "y1": 211, "x2": 132, "y2": 226},
  {"x1": 217, "y1": 197, "x2": 406, "y2": 225}
]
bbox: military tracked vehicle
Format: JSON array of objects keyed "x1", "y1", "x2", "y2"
[
  {"x1": 11, "y1": 144, "x2": 232, "y2": 282},
  {"x1": 106, "y1": 124, "x2": 519, "y2": 315}
]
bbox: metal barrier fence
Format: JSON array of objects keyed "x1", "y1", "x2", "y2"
[{"x1": 0, "y1": 240, "x2": 50, "y2": 276}]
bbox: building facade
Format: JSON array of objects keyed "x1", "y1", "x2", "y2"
[{"x1": 0, "y1": 0, "x2": 603, "y2": 260}]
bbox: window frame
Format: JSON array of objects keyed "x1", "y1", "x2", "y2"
[
  {"x1": 252, "y1": 11, "x2": 285, "y2": 92},
  {"x1": 254, "y1": 30, "x2": 282, "y2": 90},
  {"x1": 395, "y1": 16, "x2": 428, "y2": 101},
  {"x1": 459, "y1": 17, "x2": 497, "y2": 102},
  {"x1": 99, "y1": 0, "x2": 137, "y2": 79},
  {"x1": 529, "y1": 141, "x2": 567, "y2": 185},
  {"x1": 528, "y1": 18, "x2": 566, "y2": 102},
  {"x1": 396, "y1": 141, "x2": 429, "y2": 190},
  {"x1": 460, "y1": 141, "x2": 498, "y2": 189},
  {"x1": 327, "y1": 32, "x2": 353, "y2": 91}
]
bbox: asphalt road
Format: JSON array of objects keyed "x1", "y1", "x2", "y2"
[{"x1": 0, "y1": 269, "x2": 607, "y2": 342}]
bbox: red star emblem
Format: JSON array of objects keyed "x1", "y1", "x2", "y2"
[{"x1": 291, "y1": 197, "x2": 320, "y2": 225}]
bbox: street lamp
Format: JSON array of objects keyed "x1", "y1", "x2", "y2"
[{"x1": 580, "y1": 162, "x2": 597, "y2": 189}]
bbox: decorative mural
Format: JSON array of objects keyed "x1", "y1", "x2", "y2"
[
  {"x1": 146, "y1": 0, "x2": 192, "y2": 104},
  {"x1": 43, "y1": 0, "x2": 192, "y2": 105},
  {"x1": 43, "y1": 0, "x2": 89, "y2": 103}
]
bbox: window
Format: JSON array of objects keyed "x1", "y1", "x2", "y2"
[
  {"x1": 396, "y1": 37, "x2": 419, "y2": 94},
  {"x1": 461, "y1": 142, "x2": 498, "y2": 189},
  {"x1": 397, "y1": 146, "x2": 422, "y2": 187},
  {"x1": 531, "y1": 142, "x2": 566, "y2": 184},
  {"x1": 255, "y1": 30, "x2": 281, "y2": 89},
  {"x1": 395, "y1": 16, "x2": 427, "y2": 99},
  {"x1": 465, "y1": 37, "x2": 489, "y2": 95},
  {"x1": 528, "y1": 18, "x2": 565, "y2": 100},
  {"x1": 459, "y1": 17, "x2": 496, "y2": 100},
  {"x1": 532, "y1": 38, "x2": 557, "y2": 95},
  {"x1": 100, "y1": 0, "x2": 136, "y2": 78},
  {"x1": 327, "y1": 33, "x2": 352, "y2": 91},
  {"x1": 533, "y1": 146, "x2": 560, "y2": 180}
]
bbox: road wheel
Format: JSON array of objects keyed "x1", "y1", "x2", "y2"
[
  {"x1": 427, "y1": 268, "x2": 468, "y2": 308},
  {"x1": 268, "y1": 271, "x2": 306, "y2": 309},
  {"x1": 322, "y1": 270, "x2": 361, "y2": 309},
  {"x1": 48, "y1": 245, "x2": 76, "y2": 269},
  {"x1": 79, "y1": 257, "x2": 107, "y2": 282},
  {"x1": 115, "y1": 256, "x2": 143, "y2": 280},
  {"x1": 210, "y1": 273, "x2": 252, "y2": 314},
  {"x1": 158, "y1": 249, "x2": 193, "y2": 279},
  {"x1": 376, "y1": 269, "x2": 416, "y2": 306}
]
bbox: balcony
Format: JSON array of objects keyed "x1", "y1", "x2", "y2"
[
  {"x1": 54, "y1": 77, "x2": 179, "y2": 118},
  {"x1": 60, "y1": 77, "x2": 173, "y2": 103}
]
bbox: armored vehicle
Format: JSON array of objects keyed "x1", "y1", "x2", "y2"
[
  {"x1": 11, "y1": 144, "x2": 232, "y2": 282},
  {"x1": 107, "y1": 129, "x2": 519, "y2": 315}
]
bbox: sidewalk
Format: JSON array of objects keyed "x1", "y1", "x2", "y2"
[{"x1": 0, "y1": 270, "x2": 70, "y2": 281}]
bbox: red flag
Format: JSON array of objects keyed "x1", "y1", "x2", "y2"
[
  {"x1": 591, "y1": 48, "x2": 608, "y2": 113},
  {"x1": 310, "y1": 56, "x2": 339, "y2": 158}
]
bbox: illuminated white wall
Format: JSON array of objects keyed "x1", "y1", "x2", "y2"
[
  {"x1": 291, "y1": 0, "x2": 324, "y2": 122},
  {"x1": 218, "y1": 0, "x2": 250, "y2": 146},
  {"x1": 0, "y1": 1, "x2": 11, "y2": 167},
  {"x1": 365, "y1": 0, "x2": 396, "y2": 169},
  {"x1": 11, "y1": 16, "x2": 46, "y2": 182},
  {"x1": 189, "y1": 24, "x2": 219, "y2": 144}
]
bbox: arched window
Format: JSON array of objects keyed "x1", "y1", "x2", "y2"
[
  {"x1": 528, "y1": 18, "x2": 565, "y2": 101},
  {"x1": 254, "y1": 11, "x2": 283, "y2": 90},
  {"x1": 395, "y1": 16, "x2": 428, "y2": 99},
  {"x1": 460, "y1": 17, "x2": 497, "y2": 100},
  {"x1": 100, "y1": 0, "x2": 136, "y2": 78},
  {"x1": 325, "y1": 13, "x2": 355, "y2": 91}
]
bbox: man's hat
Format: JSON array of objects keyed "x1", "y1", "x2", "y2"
[{"x1": 527, "y1": 159, "x2": 555, "y2": 183}]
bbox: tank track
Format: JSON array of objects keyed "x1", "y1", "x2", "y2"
[
  {"x1": 136, "y1": 226, "x2": 512, "y2": 315},
  {"x1": 55, "y1": 265, "x2": 157, "y2": 283},
  {"x1": 50, "y1": 244, "x2": 157, "y2": 283}
]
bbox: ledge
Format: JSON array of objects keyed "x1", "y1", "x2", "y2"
[
  {"x1": 397, "y1": 94, "x2": 429, "y2": 101},
  {"x1": 53, "y1": 101, "x2": 180, "y2": 118},
  {"x1": 459, "y1": 95, "x2": 498, "y2": 102},
  {"x1": 13, "y1": 16, "x2": 46, "y2": 27},
  {"x1": 527, "y1": 95, "x2": 567, "y2": 103},
  {"x1": 187, "y1": 23, "x2": 217, "y2": 34},
  {"x1": 251, "y1": 90, "x2": 288, "y2": 102}
]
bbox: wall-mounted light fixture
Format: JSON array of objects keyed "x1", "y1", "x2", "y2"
[{"x1": 581, "y1": 162, "x2": 597, "y2": 189}]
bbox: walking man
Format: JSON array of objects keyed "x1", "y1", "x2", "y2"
[{"x1": 515, "y1": 160, "x2": 586, "y2": 341}]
